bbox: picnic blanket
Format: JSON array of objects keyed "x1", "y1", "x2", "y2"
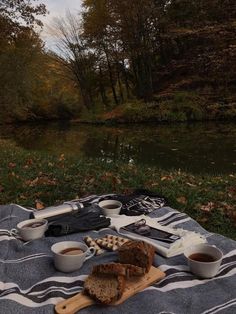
[{"x1": 0, "y1": 194, "x2": 236, "y2": 314}]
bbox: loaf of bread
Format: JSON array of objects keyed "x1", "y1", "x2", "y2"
[
  {"x1": 118, "y1": 240, "x2": 155, "y2": 272},
  {"x1": 92, "y1": 262, "x2": 145, "y2": 278},
  {"x1": 84, "y1": 273, "x2": 125, "y2": 304}
]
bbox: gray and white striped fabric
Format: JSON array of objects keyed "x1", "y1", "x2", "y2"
[{"x1": 0, "y1": 196, "x2": 235, "y2": 314}]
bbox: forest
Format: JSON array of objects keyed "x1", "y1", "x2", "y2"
[{"x1": 0, "y1": 0, "x2": 236, "y2": 123}]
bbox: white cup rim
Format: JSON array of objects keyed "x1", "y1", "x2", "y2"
[
  {"x1": 17, "y1": 218, "x2": 48, "y2": 230},
  {"x1": 98, "y1": 200, "x2": 122, "y2": 208},
  {"x1": 184, "y1": 244, "x2": 223, "y2": 263},
  {"x1": 51, "y1": 241, "x2": 88, "y2": 257}
]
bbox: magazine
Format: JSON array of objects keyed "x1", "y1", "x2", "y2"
[{"x1": 121, "y1": 220, "x2": 180, "y2": 248}]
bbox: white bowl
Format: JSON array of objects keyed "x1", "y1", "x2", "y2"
[
  {"x1": 184, "y1": 243, "x2": 223, "y2": 278},
  {"x1": 17, "y1": 218, "x2": 48, "y2": 241},
  {"x1": 98, "y1": 200, "x2": 122, "y2": 216},
  {"x1": 51, "y1": 241, "x2": 95, "y2": 273}
]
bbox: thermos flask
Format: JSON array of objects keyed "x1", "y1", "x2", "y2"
[{"x1": 32, "y1": 201, "x2": 84, "y2": 220}]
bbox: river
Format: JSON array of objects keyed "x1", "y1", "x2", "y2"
[{"x1": 1, "y1": 121, "x2": 236, "y2": 174}]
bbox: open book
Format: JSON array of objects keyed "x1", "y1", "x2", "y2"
[
  {"x1": 109, "y1": 214, "x2": 206, "y2": 257},
  {"x1": 121, "y1": 221, "x2": 180, "y2": 248}
]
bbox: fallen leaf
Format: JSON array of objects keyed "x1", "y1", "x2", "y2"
[
  {"x1": 89, "y1": 177, "x2": 95, "y2": 184},
  {"x1": 26, "y1": 159, "x2": 33, "y2": 165},
  {"x1": 200, "y1": 202, "x2": 215, "y2": 212},
  {"x1": 35, "y1": 199, "x2": 45, "y2": 210},
  {"x1": 186, "y1": 182, "x2": 197, "y2": 187},
  {"x1": 0, "y1": 185, "x2": 4, "y2": 192},
  {"x1": 197, "y1": 217, "x2": 209, "y2": 224},
  {"x1": 8, "y1": 162, "x2": 16, "y2": 168},
  {"x1": 25, "y1": 175, "x2": 57, "y2": 187},
  {"x1": 59, "y1": 154, "x2": 65, "y2": 161},
  {"x1": 161, "y1": 175, "x2": 173, "y2": 181},
  {"x1": 176, "y1": 196, "x2": 187, "y2": 205}
]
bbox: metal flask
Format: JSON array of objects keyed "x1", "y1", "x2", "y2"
[{"x1": 32, "y1": 201, "x2": 84, "y2": 220}]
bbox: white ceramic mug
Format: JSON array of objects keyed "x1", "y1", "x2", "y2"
[
  {"x1": 184, "y1": 243, "x2": 223, "y2": 278},
  {"x1": 16, "y1": 218, "x2": 48, "y2": 241},
  {"x1": 51, "y1": 241, "x2": 95, "y2": 273},
  {"x1": 98, "y1": 200, "x2": 122, "y2": 216}
]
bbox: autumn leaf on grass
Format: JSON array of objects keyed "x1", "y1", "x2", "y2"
[
  {"x1": 145, "y1": 180, "x2": 159, "y2": 187},
  {"x1": 58, "y1": 154, "x2": 65, "y2": 161},
  {"x1": 219, "y1": 202, "x2": 236, "y2": 225},
  {"x1": 197, "y1": 217, "x2": 209, "y2": 224},
  {"x1": 26, "y1": 177, "x2": 39, "y2": 187},
  {"x1": 161, "y1": 175, "x2": 173, "y2": 181},
  {"x1": 200, "y1": 202, "x2": 215, "y2": 212},
  {"x1": 100, "y1": 172, "x2": 122, "y2": 186},
  {"x1": 8, "y1": 162, "x2": 16, "y2": 168},
  {"x1": 227, "y1": 187, "x2": 236, "y2": 199},
  {"x1": 19, "y1": 194, "x2": 27, "y2": 200},
  {"x1": 0, "y1": 185, "x2": 4, "y2": 192},
  {"x1": 186, "y1": 182, "x2": 197, "y2": 187},
  {"x1": 35, "y1": 199, "x2": 45, "y2": 210},
  {"x1": 25, "y1": 175, "x2": 57, "y2": 187},
  {"x1": 176, "y1": 196, "x2": 187, "y2": 205}
]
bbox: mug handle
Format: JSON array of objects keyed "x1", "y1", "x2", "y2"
[
  {"x1": 85, "y1": 247, "x2": 96, "y2": 261},
  {"x1": 10, "y1": 228, "x2": 18, "y2": 237}
]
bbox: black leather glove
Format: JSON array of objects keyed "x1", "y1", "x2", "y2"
[{"x1": 45, "y1": 210, "x2": 110, "y2": 237}]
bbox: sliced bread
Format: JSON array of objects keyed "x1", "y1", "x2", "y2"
[
  {"x1": 84, "y1": 273, "x2": 125, "y2": 304},
  {"x1": 92, "y1": 262, "x2": 145, "y2": 277},
  {"x1": 118, "y1": 240, "x2": 155, "y2": 272}
]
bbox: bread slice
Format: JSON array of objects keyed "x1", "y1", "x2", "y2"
[
  {"x1": 92, "y1": 262, "x2": 145, "y2": 278},
  {"x1": 84, "y1": 273, "x2": 125, "y2": 304},
  {"x1": 118, "y1": 240, "x2": 155, "y2": 272}
]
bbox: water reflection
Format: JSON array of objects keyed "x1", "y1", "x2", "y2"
[{"x1": 1, "y1": 122, "x2": 236, "y2": 174}]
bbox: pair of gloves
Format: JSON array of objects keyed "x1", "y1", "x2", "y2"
[{"x1": 45, "y1": 207, "x2": 110, "y2": 237}]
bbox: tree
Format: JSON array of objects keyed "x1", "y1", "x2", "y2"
[
  {"x1": 52, "y1": 12, "x2": 96, "y2": 109},
  {"x1": 0, "y1": 0, "x2": 47, "y2": 27}
]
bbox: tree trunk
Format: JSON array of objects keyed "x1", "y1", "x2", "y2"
[
  {"x1": 104, "y1": 49, "x2": 119, "y2": 105},
  {"x1": 98, "y1": 66, "x2": 109, "y2": 108}
]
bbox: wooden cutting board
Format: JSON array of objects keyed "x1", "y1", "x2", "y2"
[{"x1": 55, "y1": 266, "x2": 165, "y2": 314}]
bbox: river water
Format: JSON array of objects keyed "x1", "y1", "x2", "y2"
[{"x1": 1, "y1": 122, "x2": 236, "y2": 174}]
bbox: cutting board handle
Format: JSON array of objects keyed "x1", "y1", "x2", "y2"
[{"x1": 55, "y1": 292, "x2": 95, "y2": 314}]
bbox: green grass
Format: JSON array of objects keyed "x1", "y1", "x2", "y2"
[{"x1": 0, "y1": 139, "x2": 236, "y2": 240}]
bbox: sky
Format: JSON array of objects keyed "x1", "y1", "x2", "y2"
[{"x1": 40, "y1": 0, "x2": 82, "y2": 49}]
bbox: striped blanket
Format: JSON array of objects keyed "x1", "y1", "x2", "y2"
[{"x1": 0, "y1": 196, "x2": 236, "y2": 314}]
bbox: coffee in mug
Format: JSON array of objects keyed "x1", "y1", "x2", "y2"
[
  {"x1": 184, "y1": 244, "x2": 223, "y2": 278},
  {"x1": 99, "y1": 200, "x2": 122, "y2": 216},
  {"x1": 16, "y1": 219, "x2": 48, "y2": 241},
  {"x1": 59, "y1": 248, "x2": 84, "y2": 255},
  {"x1": 51, "y1": 241, "x2": 95, "y2": 272}
]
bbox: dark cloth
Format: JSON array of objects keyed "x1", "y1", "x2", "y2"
[
  {"x1": 80, "y1": 189, "x2": 167, "y2": 216},
  {"x1": 45, "y1": 208, "x2": 111, "y2": 237},
  {"x1": 41, "y1": 190, "x2": 166, "y2": 237}
]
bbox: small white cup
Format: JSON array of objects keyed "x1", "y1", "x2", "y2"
[
  {"x1": 16, "y1": 219, "x2": 48, "y2": 241},
  {"x1": 184, "y1": 244, "x2": 223, "y2": 278},
  {"x1": 99, "y1": 200, "x2": 122, "y2": 216},
  {"x1": 51, "y1": 241, "x2": 95, "y2": 273}
]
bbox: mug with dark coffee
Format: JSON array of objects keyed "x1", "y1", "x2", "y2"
[
  {"x1": 51, "y1": 241, "x2": 95, "y2": 272},
  {"x1": 184, "y1": 243, "x2": 223, "y2": 278},
  {"x1": 98, "y1": 200, "x2": 122, "y2": 216},
  {"x1": 16, "y1": 218, "x2": 48, "y2": 241}
]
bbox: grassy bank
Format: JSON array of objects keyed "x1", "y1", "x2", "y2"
[
  {"x1": 78, "y1": 92, "x2": 236, "y2": 124},
  {"x1": 0, "y1": 139, "x2": 236, "y2": 240}
]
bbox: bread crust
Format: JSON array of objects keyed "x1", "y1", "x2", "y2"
[
  {"x1": 84, "y1": 273, "x2": 125, "y2": 304},
  {"x1": 118, "y1": 240, "x2": 155, "y2": 272},
  {"x1": 92, "y1": 262, "x2": 145, "y2": 277}
]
